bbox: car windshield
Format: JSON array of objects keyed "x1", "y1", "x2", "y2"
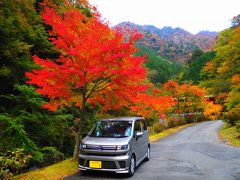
[{"x1": 89, "y1": 120, "x2": 133, "y2": 138}]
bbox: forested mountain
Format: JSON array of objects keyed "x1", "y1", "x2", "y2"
[
  {"x1": 135, "y1": 46, "x2": 184, "y2": 84},
  {"x1": 115, "y1": 22, "x2": 217, "y2": 63}
]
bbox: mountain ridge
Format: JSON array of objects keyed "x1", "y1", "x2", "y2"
[
  {"x1": 115, "y1": 22, "x2": 218, "y2": 36},
  {"x1": 115, "y1": 22, "x2": 217, "y2": 63}
]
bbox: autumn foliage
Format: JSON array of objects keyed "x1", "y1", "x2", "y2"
[
  {"x1": 201, "y1": 23, "x2": 240, "y2": 125},
  {"x1": 26, "y1": 3, "x2": 147, "y2": 112},
  {"x1": 163, "y1": 80, "x2": 206, "y2": 114},
  {"x1": 131, "y1": 91, "x2": 175, "y2": 118},
  {"x1": 203, "y1": 102, "x2": 222, "y2": 120}
]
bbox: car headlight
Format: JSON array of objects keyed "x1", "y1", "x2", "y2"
[
  {"x1": 80, "y1": 143, "x2": 87, "y2": 149},
  {"x1": 116, "y1": 145, "x2": 129, "y2": 150}
]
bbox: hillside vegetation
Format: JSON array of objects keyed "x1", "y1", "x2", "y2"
[
  {"x1": 135, "y1": 45, "x2": 184, "y2": 84},
  {"x1": 116, "y1": 22, "x2": 217, "y2": 63},
  {"x1": 181, "y1": 50, "x2": 215, "y2": 84}
]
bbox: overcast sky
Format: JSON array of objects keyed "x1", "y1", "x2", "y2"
[{"x1": 88, "y1": 0, "x2": 240, "y2": 34}]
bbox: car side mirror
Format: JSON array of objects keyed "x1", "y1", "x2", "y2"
[{"x1": 135, "y1": 131, "x2": 143, "y2": 138}]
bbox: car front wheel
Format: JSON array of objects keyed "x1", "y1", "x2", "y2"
[
  {"x1": 127, "y1": 155, "x2": 136, "y2": 176},
  {"x1": 145, "y1": 146, "x2": 150, "y2": 161}
]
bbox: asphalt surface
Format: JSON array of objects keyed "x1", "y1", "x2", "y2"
[{"x1": 64, "y1": 120, "x2": 240, "y2": 180}]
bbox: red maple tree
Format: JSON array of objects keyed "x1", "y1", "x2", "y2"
[
  {"x1": 26, "y1": 2, "x2": 147, "y2": 159},
  {"x1": 131, "y1": 89, "x2": 175, "y2": 119}
]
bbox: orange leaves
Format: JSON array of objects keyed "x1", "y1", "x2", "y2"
[
  {"x1": 203, "y1": 102, "x2": 222, "y2": 120},
  {"x1": 162, "y1": 80, "x2": 207, "y2": 114},
  {"x1": 163, "y1": 80, "x2": 179, "y2": 91},
  {"x1": 131, "y1": 92, "x2": 175, "y2": 118},
  {"x1": 203, "y1": 61, "x2": 214, "y2": 73},
  {"x1": 232, "y1": 74, "x2": 240, "y2": 85},
  {"x1": 163, "y1": 80, "x2": 205, "y2": 98},
  {"x1": 188, "y1": 85, "x2": 206, "y2": 97}
]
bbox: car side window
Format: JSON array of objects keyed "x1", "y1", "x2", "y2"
[
  {"x1": 134, "y1": 120, "x2": 142, "y2": 133},
  {"x1": 141, "y1": 120, "x2": 148, "y2": 131}
]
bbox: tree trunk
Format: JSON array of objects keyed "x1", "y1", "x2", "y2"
[
  {"x1": 73, "y1": 105, "x2": 85, "y2": 161},
  {"x1": 73, "y1": 125, "x2": 82, "y2": 161}
]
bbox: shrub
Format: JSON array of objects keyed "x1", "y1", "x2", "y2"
[
  {"x1": 167, "y1": 117, "x2": 177, "y2": 128},
  {"x1": 176, "y1": 116, "x2": 186, "y2": 126},
  {"x1": 13, "y1": 147, "x2": 64, "y2": 173},
  {"x1": 225, "y1": 106, "x2": 240, "y2": 126},
  {"x1": 0, "y1": 149, "x2": 32, "y2": 179},
  {"x1": 27, "y1": 150, "x2": 43, "y2": 168},
  {"x1": 194, "y1": 113, "x2": 208, "y2": 122},
  {"x1": 167, "y1": 116, "x2": 186, "y2": 128},
  {"x1": 152, "y1": 123, "x2": 165, "y2": 133},
  {"x1": 184, "y1": 114, "x2": 195, "y2": 124},
  {"x1": 148, "y1": 126, "x2": 154, "y2": 134},
  {"x1": 40, "y1": 147, "x2": 64, "y2": 167},
  {"x1": 236, "y1": 121, "x2": 240, "y2": 133}
]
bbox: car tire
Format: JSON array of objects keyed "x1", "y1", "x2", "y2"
[
  {"x1": 79, "y1": 170, "x2": 87, "y2": 176},
  {"x1": 145, "y1": 146, "x2": 150, "y2": 161},
  {"x1": 127, "y1": 155, "x2": 136, "y2": 176}
]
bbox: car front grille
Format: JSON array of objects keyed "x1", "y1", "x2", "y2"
[
  {"x1": 86, "y1": 145, "x2": 117, "y2": 151},
  {"x1": 85, "y1": 152, "x2": 119, "y2": 156}
]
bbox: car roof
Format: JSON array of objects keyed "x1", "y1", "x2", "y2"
[{"x1": 100, "y1": 117, "x2": 144, "y2": 121}]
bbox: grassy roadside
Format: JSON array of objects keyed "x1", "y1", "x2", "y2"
[
  {"x1": 13, "y1": 159, "x2": 78, "y2": 180},
  {"x1": 219, "y1": 122, "x2": 240, "y2": 147},
  {"x1": 14, "y1": 123, "x2": 196, "y2": 180}
]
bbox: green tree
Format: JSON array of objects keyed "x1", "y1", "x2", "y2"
[
  {"x1": 0, "y1": 0, "x2": 75, "y2": 158},
  {"x1": 182, "y1": 50, "x2": 215, "y2": 84},
  {"x1": 135, "y1": 45, "x2": 184, "y2": 84}
]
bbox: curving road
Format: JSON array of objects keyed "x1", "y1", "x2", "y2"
[{"x1": 65, "y1": 120, "x2": 240, "y2": 180}]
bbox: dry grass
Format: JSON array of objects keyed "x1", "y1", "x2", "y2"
[{"x1": 219, "y1": 122, "x2": 240, "y2": 147}]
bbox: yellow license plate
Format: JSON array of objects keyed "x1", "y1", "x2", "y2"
[{"x1": 89, "y1": 161, "x2": 102, "y2": 168}]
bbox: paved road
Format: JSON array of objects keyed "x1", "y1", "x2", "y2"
[{"x1": 65, "y1": 120, "x2": 240, "y2": 180}]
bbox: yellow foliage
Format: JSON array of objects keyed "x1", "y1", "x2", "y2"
[{"x1": 203, "y1": 102, "x2": 222, "y2": 120}]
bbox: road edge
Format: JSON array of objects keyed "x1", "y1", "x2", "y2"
[
  {"x1": 149, "y1": 122, "x2": 198, "y2": 143},
  {"x1": 218, "y1": 121, "x2": 240, "y2": 147}
]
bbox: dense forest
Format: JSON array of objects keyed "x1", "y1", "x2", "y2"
[{"x1": 0, "y1": 0, "x2": 239, "y2": 178}]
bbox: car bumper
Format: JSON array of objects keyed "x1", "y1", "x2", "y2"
[{"x1": 78, "y1": 153, "x2": 130, "y2": 173}]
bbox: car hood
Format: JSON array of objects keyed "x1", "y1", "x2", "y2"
[{"x1": 82, "y1": 136, "x2": 131, "y2": 146}]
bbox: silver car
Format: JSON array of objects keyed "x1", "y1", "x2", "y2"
[{"x1": 78, "y1": 117, "x2": 150, "y2": 176}]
